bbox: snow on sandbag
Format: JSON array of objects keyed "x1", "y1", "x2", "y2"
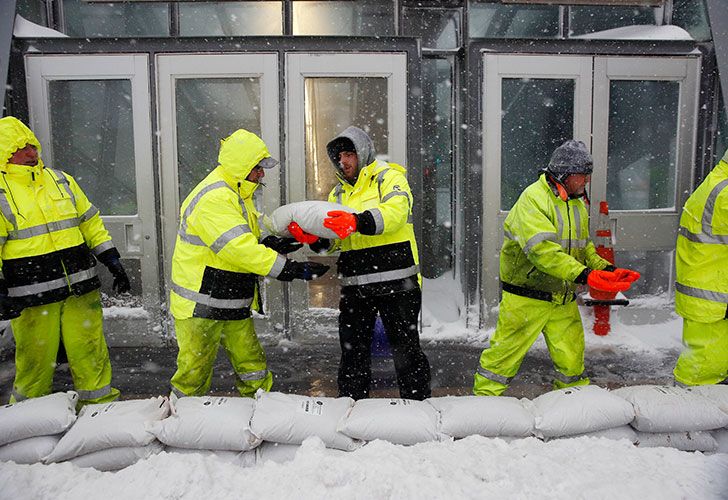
[
  {"x1": 249, "y1": 391, "x2": 360, "y2": 451},
  {"x1": 687, "y1": 385, "x2": 728, "y2": 418},
  {"x1": 712, "y1": 429, "x2": 728, "y2": 453},
  {"x1": 255, "y1": 441, "x2": 301, "y2": 464},
  {"x1": 531, "y1": 385, "x2": 635, "y2": 438},
  {"x1": 45, "y1": 396, "x2": 170, "y2": 463},
  {"x1": 269, "y1": 201, "x2": 355, "y2": 239},
  {"x1": 151, "y1": 396, "x2": 260, "y2": 451},
  {"x1": 612, "y1": 385, "x2": 728, "y2": 432},
  {"x1": 0, "y1": 392, "x2": 78, "y2": 446},
  {"x1": 553, "y1": 425, "x2": 638, "y2": 444},
  {"x1": 427, "y1": 396, "x2": 533, "y2": 438},
  {"x1": 0, "y1": 434, "x2": 61, "y2": 464},
  {"x1": 338, "y1": 399, "x2": 443, "y2": 445},
  {"x1": 634, "y1": 430, "x2": 718, "y2": 453},
  {"x1": 69, "y1": 440, "x2": 164, "y2": 471},
  {"x1": 164, "y1": 446, "x2": 256, "y2": 467}
]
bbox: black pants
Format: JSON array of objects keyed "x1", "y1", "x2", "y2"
[{"x1": 337, "y1": 287, "x2": 431, "y2": 400}]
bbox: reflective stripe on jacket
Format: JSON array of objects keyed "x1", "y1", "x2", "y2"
[
  {"x1": 675, "y1": 159, "x2": 728, "y2": 322},
  {"x1": 170, "y1": 129, "x2": 286, "y2": 320},
  {"x1": 0, "y1": 117, "x2": 113, "y2": 307},
  {"x1": 500, "y1": 174, "x2": 610, "y2": 303},
  {"x1": 328, "y1": 159, "x2": 420, "y2": 295}
]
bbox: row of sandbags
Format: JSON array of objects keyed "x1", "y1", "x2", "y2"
[{"x1": 1, "y1": 384, "x2": 727, "y2": 471}]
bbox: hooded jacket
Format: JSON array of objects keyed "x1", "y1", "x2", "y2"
[
  {"x1": 170, "y1": 129, "x2": 287, "y2": 320},
  {"x1": 0, "y1": 116, "x2": 115, "y2": 309},
  {"x1": 325, "y1": 126, "x2": 420, "y2": 296},
  {"x1": 500, "y1": 174, "x2": 610, "y2": 303},
  {"x1": 675, "y1": 157, "x2": 728, "y2": 322}
]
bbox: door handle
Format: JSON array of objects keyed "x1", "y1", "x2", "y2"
[{"x1": 125, "y1": 223, "x2": 142, "y2": 253}]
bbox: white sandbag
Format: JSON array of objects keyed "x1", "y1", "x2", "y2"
[
  {"x1": 688, "y1": 385, "x2": 728, "y2": 417},
  {"x1": 164, "y1": 446, "x2": 256, "y2": 467},
  {"x1": 634, "y1": 430, "x2": 718, "y2": 452},
  {"x1": 151, "y1": 396, "x2": 260, "y2": 451},
  {"x1": 338, "y1": 399, "x2": 442, "y2": 445},
  {"x1": 69, "y1": 441, "x2": 164, "y2": 471},
  {"x1": 427, "y1": 396, "x2": 534, "y2": 438},
  {"x1": 45, "y1": 397, "x2": 170, "y2": 463},
  {"x1": 531, "y1": 385, "x2": 635, "y2": 438},
  {"x1": 0, "y1": 392, "x2": 77, "y2": 446},
  {"x1": 560, "y1": 425, "x2": 638, "y2": 443},
  {"x1": 612, "y1": 385, "x2": 728, "y2": 432},
  {"x1": 250, "y1": 391, "x2": 359, "y2": 451},
  {"x1": 269, "y1": 201, "x2": 355, "y2": 239},
  {"x1": 255, "y1": 442, "x2": 302, "y2": 464},
  {"x1": 712, "y1": 429, "x2": 728, "y2": 453},
  {"x1": 0, "y1": 434, "x2": 61, "y2": 464}
]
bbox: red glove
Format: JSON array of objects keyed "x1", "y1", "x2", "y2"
[
  {"x1": 613, "y1": 268, "x2": 641, "y2": 283},
  {"x1": 323, "y1": 211, "x2": 357, "y2": 239},
  {"x1": 587, "y1": 270, "x2": 631, "y2": 293},
  {"x1": 287, "y1": 222, "x2": 319, "y2": 244}
]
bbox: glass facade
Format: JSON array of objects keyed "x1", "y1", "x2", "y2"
[
  {"x1": 402, "y1": 7, "x2": 461, "y2": 50},
  {"x1": 61, "y1": 0, "x2": 169, "y2": 37},
  {"x1": 48, "y1": 79, "x2": 137, "y2": 216},
  {"x1": 469, "y1": 3, "x2": 559, "y2": 39},
  {"x1": 569, "y1": 6, "x2": 660, "y2": 37},
  {"x1": 292, "y1": 1, "x2": 394, "y2": 36},
  {"x1": 179, "y1": 2, "x2": 282, "y2": 36}
]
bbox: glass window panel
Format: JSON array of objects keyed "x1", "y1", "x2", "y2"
[
  {"x1": 61, "y1": 0, "x2": 169, "y2": 37},
  {"x1": 303, "y1": 77, "x2": 388, "y2": 201},
  {"x1": 179, "y1": 2, "x2": 282, "y2": 36},
  {"x1": 303, "y1": 76, "x2": 388, "y2": 308},
  {"x1": 500, "y1": 78, "x2": 574, "y2": 210},
  {"x1": 671, "y1": 0, "x2": 711, "y2": 42},
  {"x1": 48, "y1": 80, "x2": 136, "y2": 215},
  {"x1": 293, "y1": 1, "x2": 394, "y2": 36},
  {"x1": 175, "y1": 78, "x2": 261, "y2": 200},
  {"x1": 421, "y1": 58, "x2": 454, "y2": 278},
  {"x1": 569, "y1": 6, "x2": 659, "y2": 37},
  {"x1": 16, "y1": 0, "x2": 48, "y2": 26},
  {"x1": 606, "y1": 80, "x2": 679, "y2": 211},
  {"x1": 469, "y1": 3, "x2": 558, "y2": 39},
  {"x1": 402, "y1": 8, "x2": 460, "y2": 50},
  {"x1": 614, "y1": 250, "x2": 672, "y2": 297}
]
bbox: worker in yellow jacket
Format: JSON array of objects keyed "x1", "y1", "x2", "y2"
[
  {"x1": 473, "y1": 140, "x2": 640, "y2": 396},
  {"x1": 0, "y1": 116, "x2": 129, "y2": 404},
  {"x1": 674, "y1": 149, "x2": 728, "y2": 385},
  {"x1": 294, "y1": 126, "x2": 430, "y2": 400},
  {"x1": 169, "y1": 129, "x2": 329, "y2": 398}
]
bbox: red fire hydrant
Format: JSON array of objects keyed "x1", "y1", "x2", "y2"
[{"x1": 590, "y1": 202, "x2": 616, "y2": 336}]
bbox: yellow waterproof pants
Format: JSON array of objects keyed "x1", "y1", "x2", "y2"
[
  {"x1": 674, "y1": 318, "x2": 728, "y2": 386},
  {"x1": 10, "y1": 290, "x2": 119, "y2": 405},
  {"x1": 170, "y1": 317, "x2": 273, "y2": 398},
  {"x1": 473, "y1": 291, "x2": 590, "y2": 396}
]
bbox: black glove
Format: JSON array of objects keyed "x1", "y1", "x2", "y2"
[
  {"x1": 0, "y1": 280, "x2": 21, "y2": 320},
  {"x1": 97, "y1": 248, "x2": 131, "y2": 294},
  {"x1": 277, "y1": 260, "x2": 330, "y2": 282},
  {"x1": 309, "y1": 238, "x2": 331, "y2": 254},
  {"x1": 261, "y1": 235, "x2": 304, "y2": 255}
]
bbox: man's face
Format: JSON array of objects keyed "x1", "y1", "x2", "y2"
[
  {"x1": 9, "y1": 144, "x2": 39, "y2": 166},
  {"x1": 338, "y1": 150, "x2": 359, "y2": 183},
  {"x1": 563, "y1": 173, "x2": 591, "y2": 197},
  {"x1": 246, "y1": 165, "x2": 265, "y2": 183}
]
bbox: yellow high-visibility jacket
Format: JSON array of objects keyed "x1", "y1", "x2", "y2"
[
  {"x1": 170, "y1": 129, "x2": 286, "y2": 320},
  {"x1": 500, "y1": 174, "x2": 611, "y2": 303},
  {"x1": 0, "y1": 117, "x2": 115, "y2": 308},
  {"x1": 675, "y1": 158, "x2": 728, "y2": 322},
  {"x1": 328, "y1": 159, "x2": 420, "y2": 295}
]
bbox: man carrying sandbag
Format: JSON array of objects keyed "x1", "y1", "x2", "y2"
[
  {"x1": 0, "y1": 116, "x2": 129, "y2": 405},
  {"x1": 291, "y1": 125, "x2": 431, "y2": 401},
  {"x1": 473, "y1": 140, "x2": 641, "y2": 396},
  {"x1": 673, "y1": 148, "x2": 728, "y2": 386},
  {"x1": 169, "y1": 129, "x2": 329, "y2": 398}
]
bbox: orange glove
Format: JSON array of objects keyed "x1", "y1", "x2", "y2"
[
  {"x1": 323, "y1": 211, "x2": 357, "y2": 239},
  {"x1": 287, "y1": 222, "x2": 319, "y2": 244},
  {"x1": 613, "y1": 268, "x2": 641, "y2": 283},
  {"x1": 587, "y1": 270, "x2": 631, "y2": 293}
]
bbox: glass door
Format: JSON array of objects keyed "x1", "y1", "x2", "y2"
[
  {"x1": 591, "y1": 56, "x2": 700, "y2": 297},
  {"x1": 286, "y1": 52, "x2": 408, "y2": 337},
  {"x1": 156, "y1": 53, "x2": 282, "y2": 331},
  {"x1": 24, "y1": 54, "x2": 159, "y2": 345},
  {"x1": 481, "y1": 54, "x2": 593, "y2": 316}
]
